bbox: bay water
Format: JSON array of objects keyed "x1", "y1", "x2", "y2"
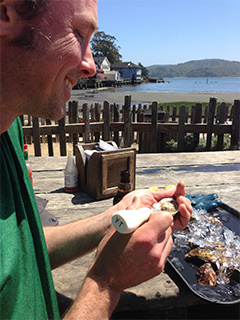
[{"x1": 115, "y1": 77, "x2": 240, "y2": 93}]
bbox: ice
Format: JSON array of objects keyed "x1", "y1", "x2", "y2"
[
  {"x1": 170, "y1": 257, "x2": 184, "y2": 271},
  {"x1": 221, "y1": 216, "x2": 230, "y2": 222},
  {"x1": 224, "y1": 228, "x2": 235, "y2": 245},
  {"x1": 172, "y1": 207, "x2": 240, "y2": 288}
]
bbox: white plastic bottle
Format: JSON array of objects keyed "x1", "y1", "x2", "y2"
[{"x1": 64, "y1": 153, "x2": 78, "y2": 192}]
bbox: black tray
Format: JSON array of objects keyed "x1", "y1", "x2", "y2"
[{"x1": 165, "y1": 203, "x2": 240, "y2": 304}]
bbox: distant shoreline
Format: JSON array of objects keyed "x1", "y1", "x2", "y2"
[{"x1": 71, "y1": 89, "x2": 240, "y2": 105}]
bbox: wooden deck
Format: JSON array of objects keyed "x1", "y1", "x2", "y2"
[{"x1": 31, "y1": 150, "x2": 240, "y2": 318}]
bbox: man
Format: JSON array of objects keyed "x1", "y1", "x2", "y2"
[{"x1": 0, "y1": 0, "x2": 192, "y2": 319}]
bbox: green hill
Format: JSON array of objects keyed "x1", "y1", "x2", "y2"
[{"x1": 147, "y1": 59, "x2": 240, "y2": 78}]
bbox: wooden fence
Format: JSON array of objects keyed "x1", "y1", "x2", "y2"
[{"x1": 21, "y1": 96, "x2": 240, "y2": 156}]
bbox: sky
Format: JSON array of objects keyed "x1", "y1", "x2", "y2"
[{"x1": 97, "y1": 0, "x2": 240, "y2": 66}]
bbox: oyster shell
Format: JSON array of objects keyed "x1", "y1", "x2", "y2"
[
  {"x1": 153, "y1": 198, "x2": 179, "y2": 216},
  {"x1": 197, "y1": 263, "x2": 217, "y2": 286},
  {"x1": 185, "y1": 247, "x2": 228, "y2": 265},
  {"x1": 205, "y1": 216, "x2": 222, "y2": 226},
  {"x1": 185, "y1": 243, "x2": 240, "y2": 285}
]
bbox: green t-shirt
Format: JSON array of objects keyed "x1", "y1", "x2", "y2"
[{"x1": 0, "y1": 118, "x2": 60, "y2": 319}]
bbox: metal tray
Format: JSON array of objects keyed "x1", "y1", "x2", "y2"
[{"x1": 165, "y1": 203, "x2": 240, "y2": 304}]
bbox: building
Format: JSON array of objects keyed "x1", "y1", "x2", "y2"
[
  {"x1": 93, "y1": 56, "x2": 111, "y2": 72},
  {"x1": 111, "y1": 61, "x2": 142, "y2": 83}
]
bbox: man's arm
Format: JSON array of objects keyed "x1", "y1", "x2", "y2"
[
  {"x1": 43, "y1": 206, "x2": 115, "y2": 269},
  {"x1": 63, "y1": 276, "x2": 122, "y2": 320}
]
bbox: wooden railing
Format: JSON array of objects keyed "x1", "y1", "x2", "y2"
[{"x1": 21, "y1": 96, "x2": 240, "y2": 156}]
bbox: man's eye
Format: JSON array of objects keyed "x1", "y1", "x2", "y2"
[{"x1": 75, "y1": 31, "x2": 84, "y2": 43}]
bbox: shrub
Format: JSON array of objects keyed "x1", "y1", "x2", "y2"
[{"x1": 165, "y1": 134, "x2": 231, "y2": 152}]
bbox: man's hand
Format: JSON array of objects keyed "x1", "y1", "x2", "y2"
[
  {"x1": 88, "y1": 182, "x2": 192, "y2": 291},
  {"x1": 64, "y1": 181, "x2": 192, "y2": 319},
  {"x1": 115, "y1": 181, "x2": 192, "y2": 231},
  {"x1": 89, "y1": 208, "x2": 174, "y2": 292}
]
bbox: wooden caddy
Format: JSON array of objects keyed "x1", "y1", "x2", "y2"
[{"x1": 75, "y1": 142, "x2": 136, "y2": 200}]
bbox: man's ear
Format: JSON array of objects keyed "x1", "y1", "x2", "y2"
[{"x1": 0, "y1": 1, "x2": 16, "y2": 37}]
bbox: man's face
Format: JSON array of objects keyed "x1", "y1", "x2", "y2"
[{"x1": 19, "y1": 0, "x2": 98, "y2": 120}]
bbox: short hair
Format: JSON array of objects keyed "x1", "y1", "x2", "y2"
[{"x1": 9, "y1": 0, "x2": 49, "y2": 48}]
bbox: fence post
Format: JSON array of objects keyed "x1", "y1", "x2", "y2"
[
  {"x1": 216, "y1": 102, "x2": 228, "y2": 150},
  {"x1": 165, "y1": 105, "x2": 170, "y2": 122},
  {"x1": 206, "y1": 97, "x2": 217, "y2": 151},
  {"x1": 103, "y1": 100, "x2": 110, "y2": 141},
  {"x1": 157, "y1": 112, "x2": 167, "y2": 153},
  {"x1": 113, "y1": 103, "x2": 120, "y2": 146},
  {"x1": 123, "y1": 95, "x2": 132, "y2": 147},
  {"x1": 110, "y1": 104, "x2": 114, "y2": 123},
  {"x1": 172, "y1": 106, "x2": 177, "y2": 122},
  {"x1": 150, "y1": 101, "x2": 158, "y2": 153},
  {"x1": 94, "y1": 103, "x2": 101, "y2": 142},
  {"x1": 83, "y1": 103, "x2": 90, "y2": 143},
  {"x1": 68, "y1": 101, "x2": 73, "y2": 143},
  {"x1": 32, "y1": 117, "x2": 41, "y2": 156},
  {"x1": 191, "y1": 105, "x2": 195, "y2": 124},
  {"x1": 90, "y1": 104, "x2": 95, "y2": 123},
  {"x1": 178, "y1": 105, "x2": 186, "y2": 152},
  {"x1": 70, "y1": 101, "x2": 78, "y2": 154},
  {"x1": 58, "y1": 117, "x2": 66, "y2": 156},
  {"x1": 231, "y1": 99, "x2": 240, "y2": 150},
  {"x1": 132, "y1": 104, "x2": 136, "y2": 123},
  {"x1": 131, "y1": 104, "x2": 136, "y2": 144},
  {"x1": 137, "y1": 104, "x2": 143, "y2": 153},
  {"x1": 46, "y1": 119, "x2": 53, "y2": 156},
  {"x1": 185, "y1": 106, "x2": 189, "y2": 123},
  {"x1": 193, "y1": 103, "x2": 202, "y2": 149},
  {"x1": 204, "y1": 105, "x2": 208, "y2": 123}
]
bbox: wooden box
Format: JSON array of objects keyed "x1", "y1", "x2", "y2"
[{"x1": 75, "y1": 142, "x2": 136, "y2": 200}]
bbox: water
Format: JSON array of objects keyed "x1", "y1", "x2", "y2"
[{"x1": 115, "y1": 77, "x2": 240, "y2": 93}]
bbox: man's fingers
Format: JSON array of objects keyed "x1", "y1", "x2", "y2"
[
  {"x1": 138, "y1": 210, "x2": 174, "y2": 236},
  {"x1": 174, "y1": 181, "x2": 185, "y2": 198},
  {"x1": 126, "y1": 195, "x2": 142, "y2": 210},
  {"x1": 178, "y1": 195, "x2": 192, "y2": 213}
]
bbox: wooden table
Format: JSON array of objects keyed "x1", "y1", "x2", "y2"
[{"x1": 31, "y1": 150, "x2": 240, "y2": 319}]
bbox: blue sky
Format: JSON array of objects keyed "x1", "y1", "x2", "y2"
[{"x1": 97, "y1": 0, "x2": 240, "y2": 66}]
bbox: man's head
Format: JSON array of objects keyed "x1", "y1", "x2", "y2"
[{"x1": 0, "y1": 0, "x2": 98, "y2": 133}]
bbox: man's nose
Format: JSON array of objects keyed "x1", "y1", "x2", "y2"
[{"x1": 79, "y1": 45, "x2": 96, "y2": 77}]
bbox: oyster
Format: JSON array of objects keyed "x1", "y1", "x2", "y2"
[
  {"x1": 153, "y1": 198, "x2": 179, "y2": 216},
  {"x1": 185, "y1": 247, "x2": 228, "y2": 265},
  {"x1": 197, "y1": 263, "x2": 217, "y2": 286},
  {"x1": 205, "y1": 216, "x2": 222, "y2": 226},
  {"x1": 185, "y1": 243, "x2": 240, "y2": 285}
]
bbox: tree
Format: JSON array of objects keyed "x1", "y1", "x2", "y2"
[
  {"x1": 138, "y1": 62, "x2": 149, "y2": 78},
  {"x1": 90, "y1": 31, "x2": 122, "y2": 65}
]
